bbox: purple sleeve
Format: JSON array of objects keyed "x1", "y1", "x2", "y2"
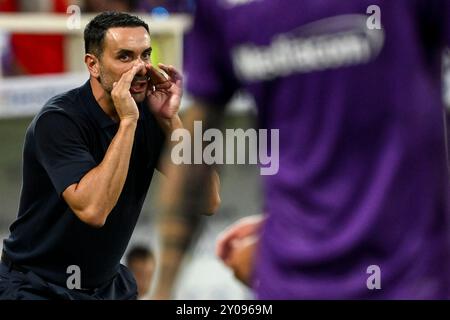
[{"x1": 184, "y1": 0, "x2": 239, "y2": 106}]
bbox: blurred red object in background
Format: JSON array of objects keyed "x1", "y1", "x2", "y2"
[
  {"x1": 6, "y1": 0, "x2": 69, "y2": 75},
  {"x1": 10, "y1": 34, "x2": 64, "y2": 74},
  {"x1": 0, "y1": 0, "x2": 17, "y2": 12}
]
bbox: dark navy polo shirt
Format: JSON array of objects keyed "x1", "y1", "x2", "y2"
[{"x1": 2, "y1": 80, "x2": 165, "y2": 288}]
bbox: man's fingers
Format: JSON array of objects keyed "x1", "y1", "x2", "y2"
[
  {"x1": 155, "y1": 82, "x2": 172, "y2": 90},
  {"x1": 216, "y1": 216, "x2": 263, "y2": 262},
  {"x1": 216, "y1": 238, "x2": 236, "y2": 266},
  {"x1": 116, "y1": 63, "x2": 144, "y2": 90},
  {"x1": 216, "y1": 226, "x2": 242, "y2": 261},
  {"x1": 216, "y1": 241, "x2": 228, "y2": 262},
  {"x1": 216, "y1": 232, "x2": 231, "y2": 261},
  {"x1": 146, "y1": 64, "x2": 168, "y2": 85},
  {"x1": 158, "y1": 63, "x2": 183, "y2": 82}
]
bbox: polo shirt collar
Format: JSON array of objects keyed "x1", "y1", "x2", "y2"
[{"x1": 80, "y1": 80, "x2": 118, "y2": 129}]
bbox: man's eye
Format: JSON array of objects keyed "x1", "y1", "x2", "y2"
[
  {"x1": 119, "y1": 55, "x2": 130, "y2": 62},
  {"x1": 142, "y1": 53, "x2": 150, "y2": 60}
]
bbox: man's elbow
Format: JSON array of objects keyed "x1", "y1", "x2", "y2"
[
  {"x1": 204, "y1": 193, "x2": 221, "y2": 216},
  {"x1": 75, "y1": 207, "x2": 108, "y2": 228},
  {"x1": 212, "y1": 193, "x2": 221, "y2": 213},
  {"x1": 62, "y1": 185, "x2": 110, "y2": 228},
  {"x1": 204, "y1": 171, "x2": 221, "y2": 216}
]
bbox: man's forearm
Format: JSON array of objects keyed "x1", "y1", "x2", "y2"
[{"x1": 63, "y1": 119, "x2": 137, "y2": 227}]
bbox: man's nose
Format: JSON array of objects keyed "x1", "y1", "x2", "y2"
[{"x1": 135, "y1": 62, "x2": 147, "y2": 77}]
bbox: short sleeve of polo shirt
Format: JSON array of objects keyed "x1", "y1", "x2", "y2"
[
  {"x1": 34, "y1": 111, "x2": 97, "y2": 196},
  {"x1": 184, "y1": 0, "x2": 239, "y2": 106}
]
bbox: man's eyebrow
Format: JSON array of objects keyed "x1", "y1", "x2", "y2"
[
  {"x1": 115, "y1": 47, "x2": 152, "y2": 55},
  {"x1": 115, "y1": 49, "x2": 134, "y2": 56}
]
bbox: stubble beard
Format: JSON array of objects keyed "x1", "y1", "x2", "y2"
[{"x1": 99, "y1": 66, "x2": 146, "y2": 103}]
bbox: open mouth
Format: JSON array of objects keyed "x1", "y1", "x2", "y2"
[{"x1": 130, "y1": 80, "x2": 147, "y2": 94}]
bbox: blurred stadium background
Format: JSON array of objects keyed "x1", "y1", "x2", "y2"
[{"x1": 0, "y1": 0, "x2": 262, "y2": 299}]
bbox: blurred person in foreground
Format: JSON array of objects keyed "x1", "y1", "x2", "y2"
[
  {"x1": 154, "y1": 0, "x2": 450, "y2": 299},
  {"x1": 0, "y1": 11, "x2": 219, "y2": 300},
  {"x1": 126, "y1": 245, "x2": 155, "y2": 299}
]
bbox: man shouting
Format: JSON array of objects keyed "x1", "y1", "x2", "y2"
[{"x1": 0, "y1": 11, "x2": 220, "y2": 300}]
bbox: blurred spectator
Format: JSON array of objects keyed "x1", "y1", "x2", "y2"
[
  {"x1": 126, "y1": 245, "x2": 156, "y2": 299},
  {"x1": 18, "y1": 0, "x2": 68, "y2": 12},
  {"x1": 137, "y1": 0, "x2": 195, "y2": 14},
  {"x1": 83, "y1": 0, "x2": 138, "y2": 12}
]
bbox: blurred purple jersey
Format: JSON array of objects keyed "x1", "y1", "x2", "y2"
[{"x1": 185, "y1": 0, "x2": 450, "y2": 299}]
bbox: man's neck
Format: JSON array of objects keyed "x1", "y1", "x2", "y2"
[{"x1": 90, "y1": 77, "x2": 120, "y2": 122}]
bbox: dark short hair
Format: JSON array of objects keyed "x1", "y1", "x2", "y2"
[
  {"x1": 84, "y1": 11, "x2": 149, "y2": 57},
  {"x1": 126, "y1": 245, "x2": 154, "y2": 265}
]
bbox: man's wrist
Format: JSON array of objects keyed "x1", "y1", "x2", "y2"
[
  {"x1": 119, "y1": 117, "x2": 138, "y2": 127},
  {"x1": 119, "y1": 118, "x2": 138, "y2": 131}
]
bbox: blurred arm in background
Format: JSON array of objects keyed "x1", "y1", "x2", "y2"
[{"x1": 152, "y1": 103, "x2": 221, "y2": 299}]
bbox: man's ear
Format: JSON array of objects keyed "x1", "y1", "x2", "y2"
[{"x1": 85, "y1": 53, "x2": 100, "y2": 78}]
